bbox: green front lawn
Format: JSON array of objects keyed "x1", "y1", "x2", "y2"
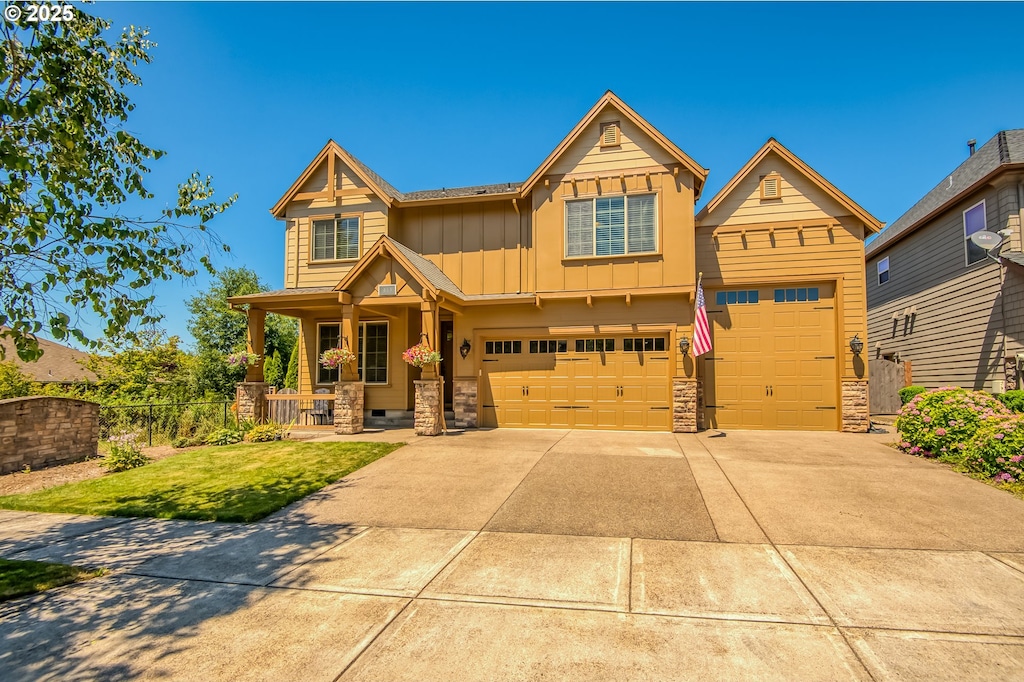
[
  {"x1": 0, "y1": 441, "x2": 401, "y2": 522},
  {"x1": 0, "y1": 558, "x2": 103, "y2": 602}
]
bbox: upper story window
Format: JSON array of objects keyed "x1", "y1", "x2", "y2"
[
  {"x1": 565, "y1": 194, "x2": 656, "y2": 258},
  {"x1": 877, "y1": 256, "x2": 890, "y2": 285},
  {"x1": 312, "y1": 216, "x2": 360, "y2": 261},
  {"x1": 963, "y1": 200, "x2": 988, "y2": 266}
]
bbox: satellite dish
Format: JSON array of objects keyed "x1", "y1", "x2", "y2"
[{"x1": 970, "y1": 230, "x2": 1002, "y2": 250}]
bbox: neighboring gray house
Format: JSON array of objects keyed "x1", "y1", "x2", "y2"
[{"x1": 866, "y1": 130, "x2": 1024, "y2": 392}]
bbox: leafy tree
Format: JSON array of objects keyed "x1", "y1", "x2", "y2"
[
  {"x1": 1, "y1": 7, "x2": 236, "y2": 361},
  {"x1": 83, "y1": 330, "x2": 196, "y2": 404},
  {"x1": 264, "y1": 350, "x2": 283, "y2": 388},
  {"x1": 285, "y1": 343, "x2": 299, "y2": 390},
  {"x1": 0, "y1": 360, "x2": 36, "y2": 399}
]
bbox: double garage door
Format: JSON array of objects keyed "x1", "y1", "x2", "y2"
[
  {"x1": 480, "y1": 335, "x2": 672, "y2": 431},
  {"x1": 703, "y1": 283, "x2": 838, "y2": 431}
]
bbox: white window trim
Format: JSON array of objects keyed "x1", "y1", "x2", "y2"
[
  {"x1": 563, "y1": 193, "x2": 659, "y2": 259},
  {"x1": 963, "y1": 199, "x2": 987, "y2": 267},
  {"x1": 315, "y1": 322, "x2": 342, "y2": 386},
  {"x1": 877, "y1": 256, "x2": 890, "y2": 285},
  {"x1": 358, "y1": 321, "x2": 389, "y2": 386},
  {"x1": 310, "y1": 214, "x2": 362, "y2": 263}
]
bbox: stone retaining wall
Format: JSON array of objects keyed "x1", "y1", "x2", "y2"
[{"x1": 0, "y1": 397, "x2": 99, "y2": 474}]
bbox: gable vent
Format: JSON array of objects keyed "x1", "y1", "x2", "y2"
[
  {"x1": 600, "y1": 121, "x2": 620, "y2": 148},
  {"x1": 377, "y1": 284, "x2": 397, "y2": 297},
  {"x1": 760, "y1": 173, "x2": 781, "y2": 200}
]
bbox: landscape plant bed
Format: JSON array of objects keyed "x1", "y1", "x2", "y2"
[
  {"x1": 0, "y1": 558, "x2": 104, "y2": 602},
  {"x1": 0, "y1": 441, "x2": 401, "y2": 522}
]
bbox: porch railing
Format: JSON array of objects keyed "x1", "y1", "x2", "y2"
[{"x1": 266, "y1": 392, "x2": 335, "y2": 429}]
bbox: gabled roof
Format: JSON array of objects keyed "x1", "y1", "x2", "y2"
[
  {"x1": 334, "y1": 236, "x2": 466, "y2": 300},
  {"x1": 0, "y1": 328, "x2": 96, "y2": 382},
  {"x1": 866, "y1": 130, "x2": 1024, "y2": 258},
  {"x1": 518, "y1": 91, "x2": 709, "y2": 198},
  {"x1": 696, "y1": 138, "x2": 884, "y2": 233},
  {"x1": 270, "y1": 140, "x2": 403, "y2": 218}
]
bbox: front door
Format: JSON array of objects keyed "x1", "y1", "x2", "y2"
[{"x1": 440, "y1": 321, "x2": 454, "y2": 408}]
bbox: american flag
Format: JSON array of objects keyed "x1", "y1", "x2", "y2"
[{"x1": 692, "y1": 281, "x2": 712, "y2": 357}]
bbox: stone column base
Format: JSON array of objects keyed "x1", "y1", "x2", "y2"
[
  {"x1": 414, "y1": 380, "x2": 442, "y2": 436},
  {"x1": 1006, "y1": 356, "x2": 1020, "y2": 391},
  {"x1": 334, "y1": 382, "x2": 364, "y2": 435},
  {"x1": 841, "y1": 380, "x2": 869, "y2": 433},
  {"x1": 672, "y1": 378, "x2": 698, "y2": 433},
  {"x1": 236, "y1": 382, "x2": 269, "y2": 423},
  {"x1": 453, "y1": 377, "x2": 478, "y2": 428}
]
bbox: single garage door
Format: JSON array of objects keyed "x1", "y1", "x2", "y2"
[
  {"x1": 704, "y1": 284, "x2": 838, "y2": 431},
  {"x1": 480, "y1": 335, "x2": 672, "y2": 431}
]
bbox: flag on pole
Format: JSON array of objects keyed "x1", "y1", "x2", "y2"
[{"x1": 692, "y1": 278, "x2": 712, "y2": 357}]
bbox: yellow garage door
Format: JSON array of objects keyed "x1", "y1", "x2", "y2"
[
  {"x1": 703, "y1": 284, "x2": 838, "y2": 431},
  {"x1": 480, "y1": 335, "x2": 672, "y2": 431}
]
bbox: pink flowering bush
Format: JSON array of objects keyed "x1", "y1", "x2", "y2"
[
  {"x1": 895, "y1": 387, "x2": 1011, "y2": 458},
  {"x1": 961, "y1": 417, "x2": 1024, "y2": 481},
  {"x1": 402, "y1": 343, "x2": 442, "y2": 368}
]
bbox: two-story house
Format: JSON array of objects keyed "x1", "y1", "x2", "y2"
[
  {"x1": 866, "y1": 130, "x2": 1024, "y2": 393},
  {"x1": 230, "y1": 92, "x2": 881, "y2": 433}
]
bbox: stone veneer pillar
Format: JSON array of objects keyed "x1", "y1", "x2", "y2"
[
  {"x1": 1005, "y1": 356, "x2": 1020, "y2": 391},
  {"x1": 236, "y1": 382, "x2": 269, "y2": 423},
  {"x1": 452, "y1": 377, "x2": 478, "y2": 428},
  {"x1": 414, "y1": 380, "x2": 442, "y2": 436},
  {"x1": 672, "y1": 378, "x2": 698, "y2": 433},
  {"x1": 334, "y1": 382, "x2": 364, "y2": 435},
  {"x1": 841, "y1": 380, "x2": 869, "y2": 433}
]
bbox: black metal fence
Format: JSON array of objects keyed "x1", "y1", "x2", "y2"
[{"x1": 99, "y1": 401, "x2": 234, "y2": 446}]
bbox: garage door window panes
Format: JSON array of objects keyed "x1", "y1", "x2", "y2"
[
  {"x1": 485, "y1": 340, "x2": 522, "y2": 354},
  {"x1": 530, "y1": 340, "x2": 566, "y2": 353},
  {"x1": 774, "y1": 287, "x2": 819, "y2": 302},
  {"x1": 575, "y1": 338, "x2": 615, "y2": 352},
  {"x1": 623, "y1": 337, "x2": 666, "y2": 352},
  {"x1": 715, "y1": 290, "x2": 759, "y2": 305}
]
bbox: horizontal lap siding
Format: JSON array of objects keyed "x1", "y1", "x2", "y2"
[
  {"x1": 866, "y1": 183, "x2": 1017, "y2": 389},
  {"x1": 548, "y1": 111, "x2": 676, "y2": 177}
]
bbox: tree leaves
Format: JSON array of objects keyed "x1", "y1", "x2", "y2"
[{"x1": 1, "y1": 6, "x2": 236, "y2": 361}]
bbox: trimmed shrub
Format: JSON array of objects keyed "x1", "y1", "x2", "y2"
[
  {"x1": 996, "y1": 390, "x2": 1024, "y2": 414},
  {"x1": 962, "y1": 417, "x2": 1024, "y2": 482},
  {"x1": 898, "y1": 385, "x2": 927, "y2": 405},
  {"x1": 204, "y1": 429, "x2": 243, "y2": 446},
  {"x1": 895, "y1": 387, "x2": 1012, "y2": 458},
  {"x1": 244, "y1": 424, "x2": 282, "y2": 443},
  {"x1": 102, "y1": 434, "x2": 150, "y2": 472}
]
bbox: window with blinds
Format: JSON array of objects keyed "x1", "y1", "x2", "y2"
[
  {"x1": 312, "y1": 217, "x2": 360, "y2": 261},
  {"x1": 565, "y1": 194, "x2": 656, "y2": 257}
]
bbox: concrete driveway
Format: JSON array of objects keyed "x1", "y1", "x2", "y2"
[{"x1": 3, "y1": 428, "x2": 1024, "y2": 680}]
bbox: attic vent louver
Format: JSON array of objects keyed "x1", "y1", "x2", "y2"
[
  {"x1": 760, "y1": 173, "x2": 781, "y2": 200},
  {"x1": 600, "y1": 121, "x2": 620, "y2": 148},
  {"x1": 377, "y1": 284, "x2": 397, "y2": 297}
]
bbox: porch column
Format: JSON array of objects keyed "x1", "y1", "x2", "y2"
[
  {"x1": 245, "y1": 308, "x2": 266, "y2": 382},
  {"x1": 419, "y1": 298, "x2": 438, "y2": 380},
  {"x1": 340, "y1": 299, "x2": 360, "y2": 381}
]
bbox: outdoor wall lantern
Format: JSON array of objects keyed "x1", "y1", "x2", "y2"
[
  {"x1": 849, "y1": 334, "x2": 864, "y2": 355},
  {"x1": 459, "y1": 339, "x2": 472, "y2": 359},
  {"x1": 678, "y1": 336, "x2": 689, "y2": 354}
]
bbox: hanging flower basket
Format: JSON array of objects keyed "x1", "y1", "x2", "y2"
[
  {"x1": 226, "y1": 351, "x2": 260, "y2": 367},
  {"x1": 402, "y1": 343, "x2": 442, "y2": 368},
  {"x1": 320, "y1": 347, "x2": 357, "y2": 369}
]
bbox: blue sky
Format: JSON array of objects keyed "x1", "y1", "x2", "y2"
[{"x1": 81, "y1": 1, "x2": 1024, "y2": 348}]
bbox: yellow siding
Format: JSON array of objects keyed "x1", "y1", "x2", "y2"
[
  {"x1": 702, "y1": 152, "x2": 849, "y2": 227},
  {"x1": 548, "y1": 105, "x2": 677, "y2": 176},
  {"x1": 695, "y1": 217, "x2": 867, "y2": 380}
]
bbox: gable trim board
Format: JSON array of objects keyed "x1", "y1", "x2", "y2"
[{"x1": 242, "y1": 92, "x2": 879, "y2": 432}]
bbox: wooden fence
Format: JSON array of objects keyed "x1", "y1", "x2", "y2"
[{"x1": 266, "y1": 389, "x2": 335, "y2": 429}]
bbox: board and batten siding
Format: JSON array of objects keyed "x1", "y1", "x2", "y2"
[{"x1": 866, "y1": 185, "x2": 1009, "y2": 390}]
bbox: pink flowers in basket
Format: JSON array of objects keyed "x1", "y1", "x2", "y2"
[
  {"x1": 226, "y1": 351, "x2": 260, "y2": 367},
  {"x1": 402, "y1": 343, "x2": 442, "y2": 368},
  {"x1": 320, "y1": 347, "x2": 357, "y2": 369}
]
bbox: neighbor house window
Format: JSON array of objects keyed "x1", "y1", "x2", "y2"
[
  {"x1": 312, "y1": 216, "x2": 360, "y2": 261},
  {"x1": 877, "y1": 256, "x2": 890, "y2": 285},
  {"x1": 317, "y1": 323, "x2": 341, "y2": 384},
  {"x1": 358, "y1": 322, "x2": 388, "y2": 384},
  {"x1": 964, "y1": 200, "x2": 987, "y2": 266},
  {"x1": 565, "y1": 194, "x2": 656, "y2": 257}
]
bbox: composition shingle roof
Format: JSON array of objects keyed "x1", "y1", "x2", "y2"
[
  {"x1": 0, "y1": 328, "x2": 96, "y2": 383},
  {"x1": 866, "y1": 130, "x2": 1024, "y2": 257},
  {"x1": 1001, "y1": 250, "x2": 1024, "y2": 269},
  {"x1": 383, "y1": 237, "x2": 466, "y2": 297}
]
